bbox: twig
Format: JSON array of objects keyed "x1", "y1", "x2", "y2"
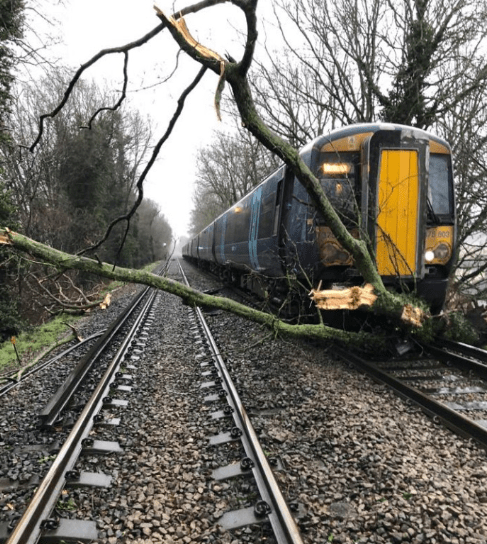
[
  {"x1": 75, "y1": 65, "x2": 207, "y2": 263},
  {"x1": 29, "y1": 23, "x2": 166, "y2": 152}
]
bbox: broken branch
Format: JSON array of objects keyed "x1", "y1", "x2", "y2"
[{"x1": 310, "y1": 283, "x2": 378, "y2": 310}]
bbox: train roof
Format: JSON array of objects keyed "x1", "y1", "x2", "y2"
[
  {"x1": 300, "y1": 122, "x2": 452, "y2": 156},
  {"x1": 189, "y1": 122, "x2": 452, "y2": 241}
]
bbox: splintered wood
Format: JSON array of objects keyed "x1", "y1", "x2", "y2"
[
  {"x1": 99, "y1": 293, "x2": 111, "y2": 310},
  {"x1": 0, "y1": 227, "x2": 12, "y2": 244},
  {"x1": 401, "y1": 304, "x2": 425, "y2": 327},
  {"x1": 154, "y1": 6, "x2": 224, "y2": 63},
  {"x1": 310, "y1": 284, "x2": 425, "y2": 326},
  {"x1": 310, "y1": 283, "x2": 377, "y2": 310}
]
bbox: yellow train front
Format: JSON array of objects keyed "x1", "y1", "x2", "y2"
[
  {"x1": 302, "y1": 123, "x2": 455, "y2": 314},
  {"x1": 183, "y1": 123, "x2": 456, "y2": 315}
]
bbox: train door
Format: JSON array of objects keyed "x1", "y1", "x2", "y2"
[
  {"x1": 376, "y1": 149, "x2": 420, "y2": 276},
  {"x1": 362, "y1": 130, "x2": 428, "y2": 280},
  {"x1": 254, "y1": 169, "x2": 284, "y2": 276},
  {"x1": 249, "y1": 186, "x2": 263, "y2": 271},
  {"x1": 216, "y1": 213, "x2": 227, "y2": 265}
]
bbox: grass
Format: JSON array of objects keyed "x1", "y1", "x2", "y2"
[
  {"x1": 56, "y1": 497, "x2": 77, "y2": 511},
  {"x1": 0, "y1": 261, "x2": 162, "y2": 375},
  {"x1": 99, "y1": 278, "x2": 125, "y2": 298},
  {"x1": 0, "y1": 313, "x2": 82, "y2": 374}
]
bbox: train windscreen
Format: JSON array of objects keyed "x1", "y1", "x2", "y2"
[
  {"x1": 429, "y1": 154, "x2": 453, "y2": 217},
  {"x1": 317, "y1": 151, "x2": 359, "y2": 224}
]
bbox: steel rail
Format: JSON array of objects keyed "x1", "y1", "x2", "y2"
[
  {"x1": 335, "y1": 346, "x2": 487, "y2": 449},
  {"x1": 436, "y1": 339, "x2": 487, "y2": 363},
  {"x1": 38, "y1": 286, "x2": 151, "y2": 428},
  {"x1": 422, "y1": 342, "x2": 487, "y2": 381},
  {"x1": 0, "y1": 332, "x2": 104, "y2": 399},
  {"x1": 6, "y1": 289, "x2": 157, "y2": 544},
  {"x1": 178, "y1": 261, "x2": 303, "y2": 544}
]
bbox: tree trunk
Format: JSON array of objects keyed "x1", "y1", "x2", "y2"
[{"x1": 1, "y1": 227, "x2": 393, "y2": 349}]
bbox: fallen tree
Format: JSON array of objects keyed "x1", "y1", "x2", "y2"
[
  {"x1": 1, "y1": 1, "x2": 462, "y2": 350},
  {"x1": 154, "y1": 2, "x2": 429, "y2": 323},
  {"x1": 1, "y1": 227, "x2": 390, "y2": 349}
]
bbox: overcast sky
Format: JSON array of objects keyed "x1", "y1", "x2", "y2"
[{"x1": 31, "y1": 0, "x2": 280, "y2": 241}]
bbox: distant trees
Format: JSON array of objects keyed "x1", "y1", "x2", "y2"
[
  {"x1": 0, "y1": 180, "x2": 23, "y2": 339},
  {"x1": 134, "y1": 198, "x2": 173, "y2": 262},
  {"x1": 2, "y1": 0, "x2": 481, "y2": 346},
  {"x1": 446, "y1": 93, "x2": 487, "y2": 304},
  {"x1": 184, "y1": 0, "x2": 487, "y2": 312},
  {"x1": 0, "y1": 0, "x2": 23, "y2": 130},
  {"x1": 0, "y1": 68, "x2": 172, "y2": 325},
  {"x1": 189, "y1": 127, "x2": 281, "y2": 234},
  {"x1": 255, "y1": 0, "x2": 487, "y2": 139},
  {"x1": 0, "y1": 0, "x2": 24, "y2": 337},
  {"x1": 1, "y1": 69, "x2": 172, "y2": 267}
]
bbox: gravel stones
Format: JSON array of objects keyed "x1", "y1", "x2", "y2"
[
  {"x1": 194, "y1": 265, "x2": 487, "y2": 544},
  {"x1": 3, "y1": 264, "x2": 487, "y2": 543}
]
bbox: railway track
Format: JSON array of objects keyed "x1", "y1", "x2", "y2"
[
  {"x1": 179, "y1": 261, "x2": 304, "y2": 544},
  {"x1": 2, "y1": 260, "x2": 305, "y2": 544},
  {"x1": 4, "y1": 257, "x2": 487, "y2": 543},
  {"x1": 0, "y1": 284, "x2": 158, "y2": 544},
  {"x1": 176, "y1": 259, "x2": 487, "y2": 542},
  {"x1": 181, "y1": 259, "x2": 487, "y2": 451},
  {"x1": 0, "y1": 332, "x2": 104, "y2": 399},
  {"x1": 336, "y1": 340, "x2": 487, "y2": 450},
  {"x1": 181, "y1": 258, "x2": 487, "y2": 446}
]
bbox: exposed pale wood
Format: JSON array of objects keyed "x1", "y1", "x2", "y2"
[
  {"x1": 401, "y1": 304, "x2": 426, "y2": 326},
  {"x1": 310, "y1": 283, "x2": 378, "y2": 310},
  {"x1": 0, "y1": 228, "x2": 389, "y2": 348},
  {"x1": 154, "y1": 6, "x2": 224, "y2": 63},
  {"x1": 99, "y1": 293, "x2": 111, "y2": 310},
  {"x1": 0, "y1": 227, "x2": 12, "y2": 244}
]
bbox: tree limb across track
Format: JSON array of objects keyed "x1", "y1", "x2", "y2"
[{"x1": 0, "y1": 227, "x2": 386, "y2": 349}]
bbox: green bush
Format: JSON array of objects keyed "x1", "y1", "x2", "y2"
[{"x1": 442, "y1": 311, "x2": 479, "y2": 345}]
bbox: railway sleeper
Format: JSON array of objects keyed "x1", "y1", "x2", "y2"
[{"x1": 0, "y1": 518, "x2": 98, "y2": 544}]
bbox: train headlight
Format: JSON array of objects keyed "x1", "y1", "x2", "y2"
[
  {"x1": 433, "y1": 243, "x2": 451, "y2": 262},
  {"x1": 424, "y1": 243, "x2": 451, "y2": 264},
  {"x1": 321, "y1": 163, "x2": 351, "y2": 175}
]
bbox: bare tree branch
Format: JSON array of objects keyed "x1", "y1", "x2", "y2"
[
  {"x1": 82, "y1": 52, "x2": 129, "y2": 130},
  {"x1": 29, "y1": 23, "x2": 166, "y2": 152},
  {"x1": 76, "y1": 65, "x2": 207, "y2": 262}
]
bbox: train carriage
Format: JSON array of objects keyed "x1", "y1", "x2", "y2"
[
  {"x1": 183, "y1": 123, "x2": 456, "y2": 314},
  {"x1": 197, "y1": 223, "x2": 214, "y2": 263}
]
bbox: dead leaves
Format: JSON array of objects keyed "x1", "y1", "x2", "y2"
[{"x1": 100, "y1": 293, "x2": 111, "y2": 310}]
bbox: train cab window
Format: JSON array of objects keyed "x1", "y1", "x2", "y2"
[
  {"x1": 317, "y1": 152, "x2": 359, "y2": 224},
  {"x1": 429, "y1": 154, "x2": 453, "y2": 217}
]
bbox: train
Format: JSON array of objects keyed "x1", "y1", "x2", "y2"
[{"x1": 183, "y1": 123, "x2": 456, "y2": 316}]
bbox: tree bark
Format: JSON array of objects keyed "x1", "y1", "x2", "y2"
[
  {"x1": 156, "y1": 3, "x2": 426, "y2": 324},
  {"x1": 1, "y1": 2, "x2": 436, "y2": 352},
  {"x1": 1, "y1": 227, "x2": 388, "y2": 349}
]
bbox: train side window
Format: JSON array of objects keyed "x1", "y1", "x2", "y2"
[
  {"x1": 272, "y1": 178, "x2": 283, "y2": 236},
  {"x1": 233, "y1": 204, "x2": 251, "y2": 243},
  {"x1": 429, "y1": 154, "x2": 452, "y2": 216},
  {"x1": 258, "y1": 190, "x2": 276, "y2": 239}
]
